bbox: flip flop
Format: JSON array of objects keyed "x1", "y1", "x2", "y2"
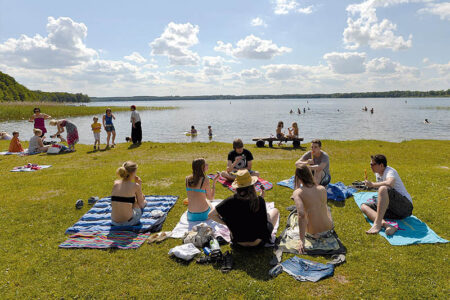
[
  {"x1": 156, "y1": 231, "x2": 172, "y2": 243},
  {"x1": 147, "y1": 233, "x2": 160, "y2": 244}
]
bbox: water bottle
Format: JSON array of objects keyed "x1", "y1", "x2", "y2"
[{"x1": 209, "y1": 238, "x2": 222, "y2": 259}]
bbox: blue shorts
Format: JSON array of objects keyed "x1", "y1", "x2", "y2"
[
  {"x1": 105, "y1": 125, "x2": 115, "y2": 132},
  {"x1": 320, "y1": 172, "x2": 331, "y2": 187},
  {"x1": 187, "y1": 207, "x2": 211, "y2": 222},
  {"x1": 111, "y1": 208, "x2": 142, "y2": 226}
]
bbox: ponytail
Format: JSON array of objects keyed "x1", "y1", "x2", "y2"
[{"x1": 116, "y1": 161, "x2": 138, "y2": 180}]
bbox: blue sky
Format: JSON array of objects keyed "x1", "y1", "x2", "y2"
[{"x1": 0, "y1": 0, "x2": 449, "y2": 96}]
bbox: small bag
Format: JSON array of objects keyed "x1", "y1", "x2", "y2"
[
  {"x1": 47, "y1": 145, "x2": 61, "y2": 154},
  {"x1": 183, "y1": 224, "x2": 213, "y2": 248}
]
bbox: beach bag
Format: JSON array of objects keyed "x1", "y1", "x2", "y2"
[
  {"x1": 47, "y1": 145, "x2": 61, "y2": 154},
  {"x1": 183, "y1": 224, "x2": 213, "y2": 248}
]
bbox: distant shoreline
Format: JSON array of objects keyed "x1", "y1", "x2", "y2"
[{"x1": 91, "y1": 90, "x2": 450, "y2": 102}]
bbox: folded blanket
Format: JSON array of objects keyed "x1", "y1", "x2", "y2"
[
  {"x1": 171, "y1": 200, "x2": 279, "y2": 244},
  {"x1": 278, "y1": 208, "x2": 346, "y2": 256},
  {"x1": 65, "y1": 195, "x2": 178, "y2": 234},
  {"x1": 354, "y1": 192, "x2": 448, "y2": 245},
  {"x1": 59, "y1": 231, "x2": 151, "y2": 249},
  {"x1": 10, "y1": 165, "x2": 52, "y2": 172},
  {"x1": 208, "y1": 174, "x2": 273, "y2": 192},
  {"x1": 277, "y1": 176, "x2": 356, "y2": 201}
]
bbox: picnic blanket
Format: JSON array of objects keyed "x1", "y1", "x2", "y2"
[
  {"x1": 65, "y1": 195, "x2": 178, "y2": 234},
  {"x1": 277, "y1": 176, "x2": 356, "y2": 201},
  {"x1": 354, "y1": 192, "x2": 449, "y2": 245},
  {"x1": 59, "y1": 231, "x2": 151, "y2": 249},
  {"x1": 10, "y1": 164, "x2": 52, "y2": 172},
  {"x1": 171, "y1": 200, "x2": 279, "y2": 244},
  {"x1": 278, "y1": 208, "x2": 346, "y2": 255},
  {"x1": 0, "y1": 149, "x2": 28, "y2": 155},
  {"x1": 208, "y1": 174, "x2": 273, "y2": 192}
]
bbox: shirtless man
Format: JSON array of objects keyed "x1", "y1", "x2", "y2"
[
  {"x1": 291, "y1": 165, "x2": 333, "y2": 253},
  {"x1": 295, "y1": 139, "x2": 331, "y2": 186}
]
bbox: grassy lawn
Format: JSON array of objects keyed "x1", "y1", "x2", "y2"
[
  {"x1": 0, "y1": 102, "x2": 177, "y2": 121},
  {"x1": 0, "y1": 140, "x2": 448, "y2": 299}
]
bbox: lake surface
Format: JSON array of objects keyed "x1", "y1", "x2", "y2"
[{"x1": 1, "y1": 98, "x2": 449, "y2": 145}]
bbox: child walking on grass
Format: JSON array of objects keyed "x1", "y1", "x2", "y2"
[{"x1": 91, "y1": 116, "x2": 101, "y2": 150}]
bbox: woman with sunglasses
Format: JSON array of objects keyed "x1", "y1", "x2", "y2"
[{"x1": 28, "y1": 108, "x2": 51, "y2": 138}]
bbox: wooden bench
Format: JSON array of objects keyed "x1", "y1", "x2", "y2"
[{"x1": 252, "y1": 137, "x2": 304, "y2": 148}]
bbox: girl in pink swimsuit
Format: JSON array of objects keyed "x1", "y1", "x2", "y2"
[{"x1": 29, "y1": 108, "x2": 51, "y2": 137}]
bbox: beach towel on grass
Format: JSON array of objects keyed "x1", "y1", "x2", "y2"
[
  {"x1": 10, "y1": 165, "x2": 52, "y2": 172},
  {"x1": 59, "y1": 231, "x2": 151, "y2": 249},
  {"x1": 0, "y1": 149, "x2": 28, "y2": 155},
  {"x1": 278, "y1": 208, "x2": 346, "y2": 255},
  {"x1": 207, "y1": 174, "x2": 273, "y2": 192},
  {"x1": 277, "y1": 176, "x2": 356, "y2": 201},
  {"x1": 171, "y1": 200, "x2": 279, "y2": 245},
  {"x1": 65, "y1": 195, "x2": 178, "y2": 234},
  {"x1": 354, "y1": 192, "x2": 448, "y2": 246}
]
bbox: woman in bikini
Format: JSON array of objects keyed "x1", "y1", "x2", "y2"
[
  {"x1": 29, "y1": 107, "x2": 51, "y2": 138},
  {"x1": 186, "y1": 158, "x2": 219, "y2": 222},
  {"x1": 111, "y1": 161, "x2": 147, "y2": 226},
  {"x1": 287, "y1": 122, "x2": 299, "y2": 138}
]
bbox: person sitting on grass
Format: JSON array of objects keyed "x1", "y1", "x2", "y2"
[
  {"x1": 8, "y1": 131, "x2": 24, "y2": 152},
  {"x1": 221, "y1": 138, "x2": 259, "y2": 181},
  {"x1": 292, "y1": 165, "x2": 334, "y2": 253},
  {"x1": 186, "y1": 158, "x2": 219, "y2": 222},
  {"x1": 28, "y1": 129, "x2": 49, "y2": 154},
  {"x1": 0, "y1": 131, "x2": 12, "y2": 140},
  {"x1": 276, "y1": 121, "x2": 285, "y2": 146},
  {"x1": 361, "y1": 154, "x2": 413, "y2": 236},
  {"x1": 287, "y1": 122, "x2": 299, "y2": 138},
  {"x1": 111, "y1": 161, "x2": 147, "y2": 226},
  {"x1": 208, "y1": 169, "x2": 279, "y2": 247},
  {"x1": 295, "y1": 139, "x2": 331, "y2": 187}
]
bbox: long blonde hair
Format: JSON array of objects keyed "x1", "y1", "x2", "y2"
[
  {"x1": 117, "y1": 161, "x2": 138, "y2": 180},
  {"x1": 49, "y1": 119, "x2": 59, "y2": 126}
]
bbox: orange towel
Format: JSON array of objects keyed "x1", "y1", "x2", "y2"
[{"x1": 8, "y1": 137, "x2": 24, "y2": 152}]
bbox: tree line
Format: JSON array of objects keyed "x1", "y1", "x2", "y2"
[{"x1": 0, "y1": 71, "x2": 90, "y2": 103}]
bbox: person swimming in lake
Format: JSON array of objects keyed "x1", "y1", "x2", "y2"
[
  {"x1": 191, "y1": 126, "x2": 197, "y2": 135},
  {"x1": 29, "y1": 108, "x2": 51, "y2": 138},
  {"x1": 287, "y1": 122, "x2": 299, "y2": 138},
  {"x1": 185, "y1": 158, "x2": 219, "y2": 222},
  {"x1": 297, "y1": 108, "x2": 301, "y2": 114},
  {"x1": 424, "y1": 119, "x2": 430, "y2": 124}
]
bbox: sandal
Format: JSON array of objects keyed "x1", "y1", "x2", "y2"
[
  {"x1": 221, "y1": 251, "x2": 233, "y2": 273},
  {"x1": 156, "y1": 231, "x2": 172, "y2": 243},
  {"x1": 147, "y1": 233, "x2": 160, "y2": 244}
]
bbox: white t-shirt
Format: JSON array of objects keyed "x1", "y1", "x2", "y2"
[
  {"x1": 376, "y1": 166, "x2": 412, "y2": 203},
  {"x1": 130, "y1": 111, "x2": 141, "y2": 123}
]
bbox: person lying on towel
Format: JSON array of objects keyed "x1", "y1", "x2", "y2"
[
  {"x1": 185, "y1": 158, "x2": 219, "y2": 222},
  {"x1": 208, "y1": 169, "x2": 279, "y2": 247},
  {"x1": 291, "y1": 165, "x2": 334, "y2": 254},
  {"x1": 111, "y1": 161, "x2": 147, "y2": 226},
  {"x1": 361, "y1": 154, "x2": 413, "y2": 235}
]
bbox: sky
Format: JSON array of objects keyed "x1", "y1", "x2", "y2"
[{"x1": 0, "y1": 0, "x2": 449, "y2": 97}]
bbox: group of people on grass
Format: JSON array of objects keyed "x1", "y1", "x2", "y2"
[
  {"x1": 110, "y1": 138, "x2": 413, "y2": 252},
  {"x1": 3, "y1": 105, "x2": 143, "y2": 154}
]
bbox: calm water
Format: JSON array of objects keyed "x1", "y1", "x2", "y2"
[{"x1": 1, "y1": 98, "x2": 449, "y2": 144}]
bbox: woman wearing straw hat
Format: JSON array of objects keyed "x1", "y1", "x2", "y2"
[{"x1": 208, "y1": 169, "x2": 279, "y2": 247}]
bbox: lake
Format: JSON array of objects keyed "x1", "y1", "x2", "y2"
[{"x1": 1, "y1": 98, "x2": 449, "y2": 145}]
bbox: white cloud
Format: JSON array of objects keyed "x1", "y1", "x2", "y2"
[
  {"x1": 214, "y1": 35, "x2": 291, "y2": 59},
  {"x1": 366, "y1": 57, "x2": 398, "y2": 73},
  {"x1": 422, "y1": 57, "x2": 430, "y2": 64},
  {"x1": 418, "y1": 2, "x2": 450, "y2": 20},
  {"x1": 342, "y1": 0, "x2": 431, "y2": 50},
  {"x1": 150, "y1": 22, "x2": 200, "y2": 65},
  {"x1": 324, "y1": 52, "x2": 367, "y2": 74},
  {"x1": 124, "y1": 51, "x2": 147, "y2": 63},
  {"x1": 0, "y1": 16, "x2": 97, "y2": 69},
  {"x1": 273, "y1": 0, "x2": 315, "y2": 15},
  {"x1": 251, "y1": 17, "x2": 268, "y2": 27},
  {"x1": 202, "y1": 56, "x2": 231, "y2": 76}
]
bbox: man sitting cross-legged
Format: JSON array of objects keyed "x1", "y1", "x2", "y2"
[
  {"x1": 291, "y1": 165, "x2": 334, "y2": 254},
  {"x1": 221, "y1": 138, "x2": 259, "y2": 181},
  {"x1": 361, "y1": 154, "x2": 413, "y2": 236}
]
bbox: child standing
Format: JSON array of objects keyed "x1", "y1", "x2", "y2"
[
  {"x1": 91, "y1": 117, "x2": 101, "y2": 150},
  {"x1": 8, "y1": 131, "x2": 24, "y2": 152},
  {"x1": 208, "y1": 126, "x2": 213, "y2": 139}
]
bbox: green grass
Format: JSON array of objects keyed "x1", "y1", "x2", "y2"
[
  {"x1": 0, "y1": 102, "x2": 177, "y2": 121},
  {"x1": 0, "y1": 140, "x2": 448, "y2": 299}
]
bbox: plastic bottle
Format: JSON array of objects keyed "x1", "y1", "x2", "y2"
[{"x1": 209, "y1": 238, "x2": 222, "y2": 259}]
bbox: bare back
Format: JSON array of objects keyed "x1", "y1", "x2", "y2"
[
  {"x1": 186, "y1": 176, "x2": 211, "y2": 213},
  {"x1": 292, "y1": 185, "x2": 333, "y2": 234},
  {"x1": 111, "y1": 180, "x2": 138, "y2": 222}
]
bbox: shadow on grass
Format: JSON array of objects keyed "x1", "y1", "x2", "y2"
[
  {"x1": 229, "y1": 247, "x2": 275, "y2": 281},
  {"x1": 256, "y1": 146, "x2": 306, "y2": 151},
  {"x1": 327, "y1": 199, "x2": 346, "y2": 208},
  {"x1": 128, "y1": 143, "x2": 141, "y2": 150}
]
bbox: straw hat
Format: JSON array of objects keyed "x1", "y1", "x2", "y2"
[{"x1": 231, "y1": 169, "x2": 258, "y2": 189}]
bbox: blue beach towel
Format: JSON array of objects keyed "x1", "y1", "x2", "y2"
[
  {"x1": 65, "y1": 195, "x2": 178, "y2": 234},
  {"x1": 277, "y1": 176, "x2": 356, "y2": 201},
  {"x1": 354, "y1": 192, "x2": 448, "y2": 246}
]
